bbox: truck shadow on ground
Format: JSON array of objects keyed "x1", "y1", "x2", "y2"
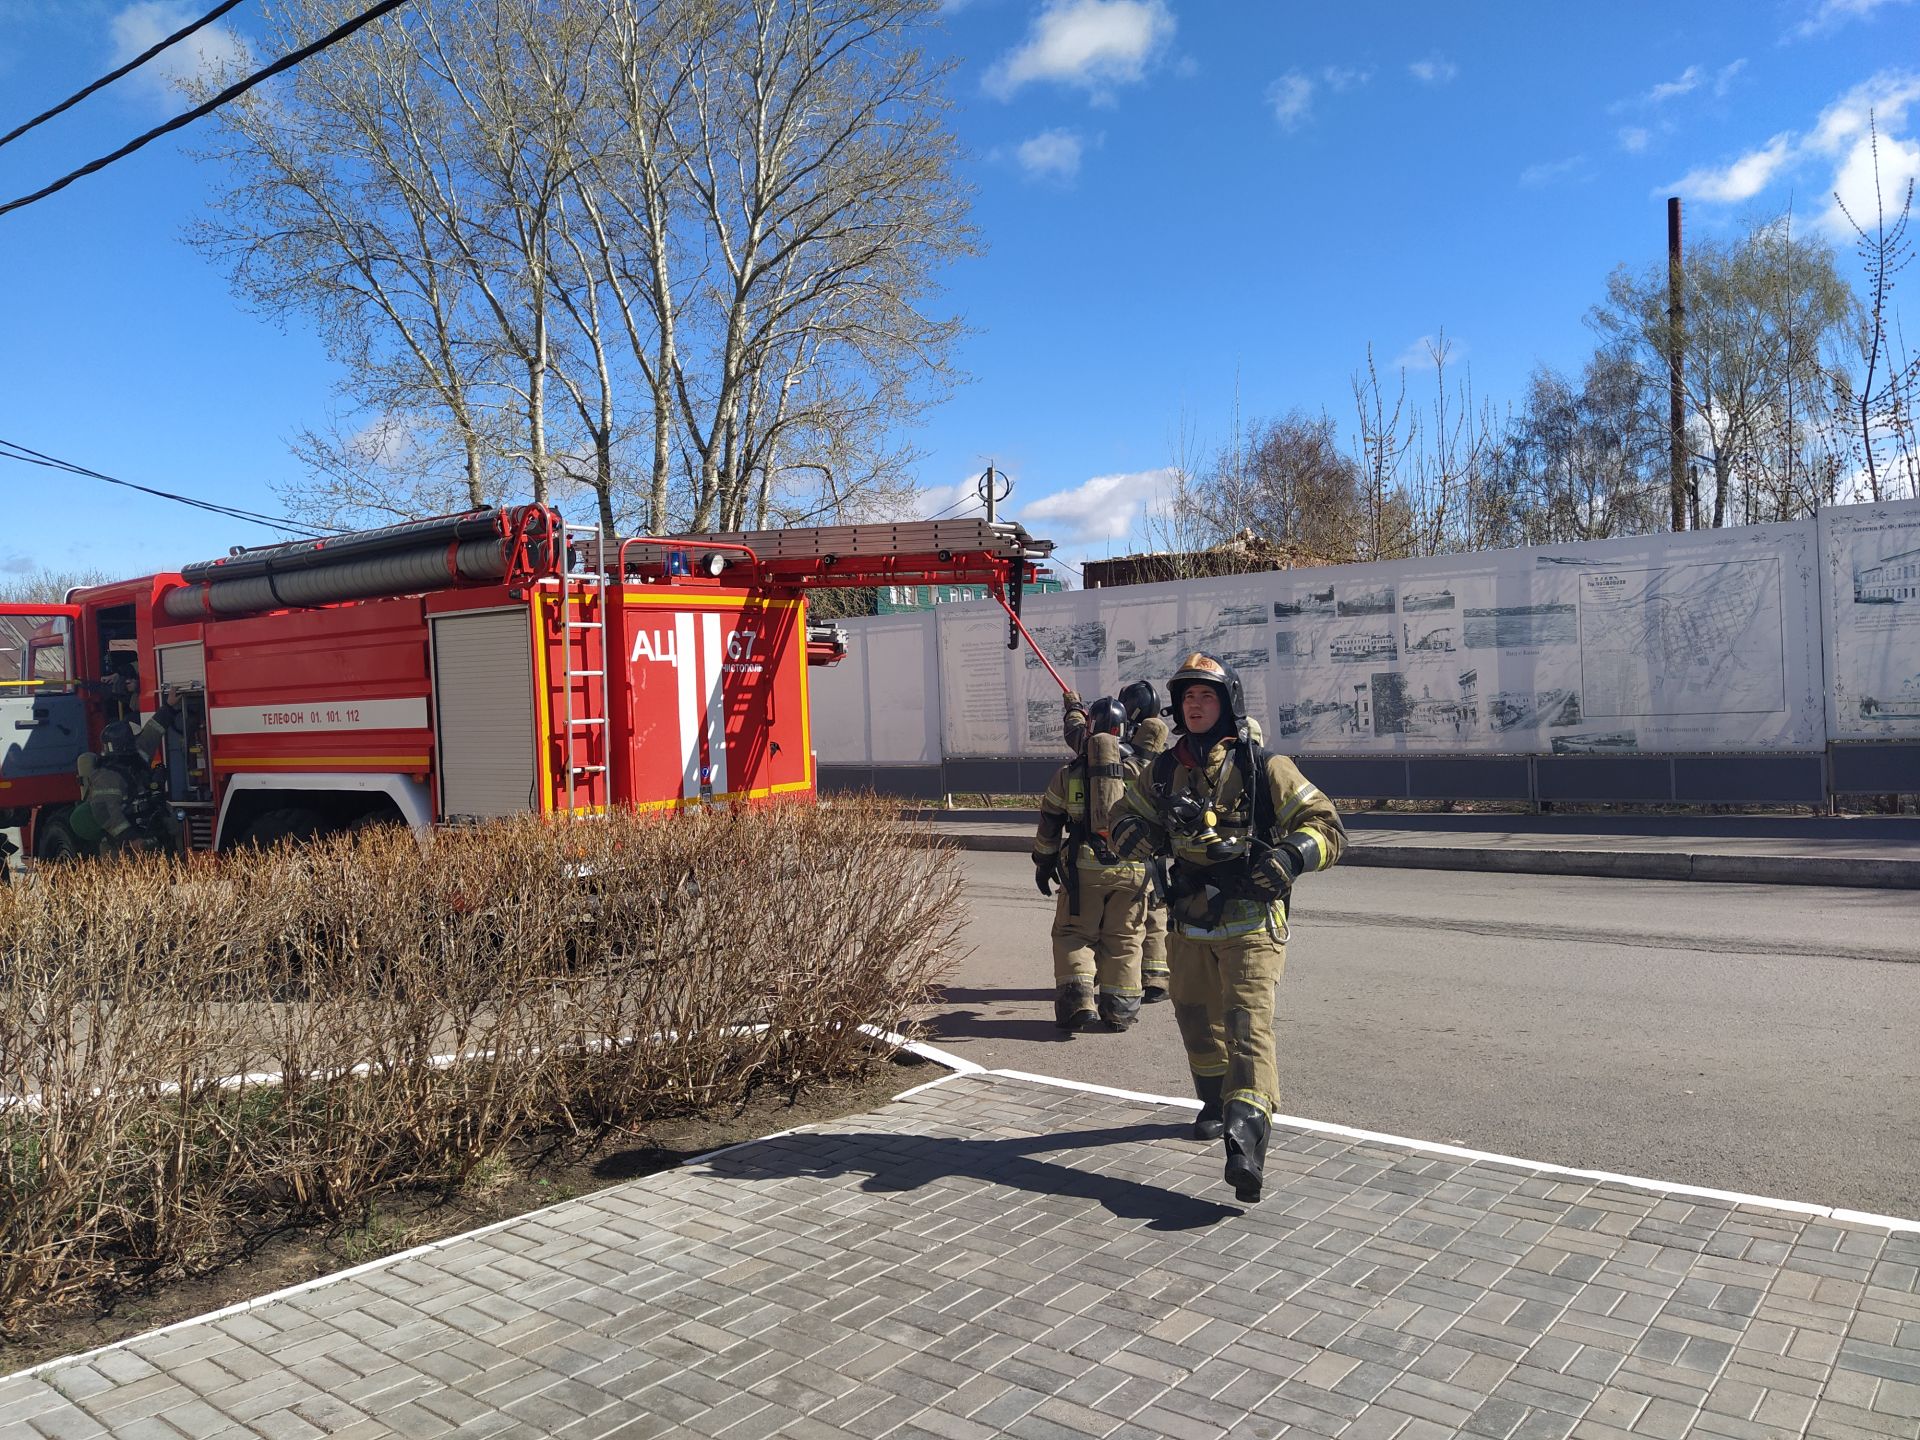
[{"x1": 693, "y1": 1122, "x2": 1242, "y2": 1232}]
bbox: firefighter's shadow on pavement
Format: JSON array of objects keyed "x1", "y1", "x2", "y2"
[
  {"x1": 698, "y1": 1123, "x2": 1241, "y2": 1232},
  {"x1": 927, "y1": 1008, "x2": 1086, "y2": 1043},
  {"x1": 928, "y1": 987, "x2": 1109, "y2": 1043}
]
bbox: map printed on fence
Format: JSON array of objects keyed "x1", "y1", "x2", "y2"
[{"x1": 1578, "y1": 559, "x2": 1787, "y2": 718}]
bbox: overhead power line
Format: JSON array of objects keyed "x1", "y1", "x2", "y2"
[
  {"x1": 0, "y1": 0, "x2": 413, "y2": 221},
  {"x1": 0, "y1": 438, "x2": 338, "y2": 537},
  {"x1": 0, "y1": 0, "x2": 248, "y2": 154}
]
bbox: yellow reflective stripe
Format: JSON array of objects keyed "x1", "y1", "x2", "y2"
[
  {"x1": 1224, "y1": 1089, "x2": 1272, "y2": 1116},
  {"x1": 1283, "y1": 829, "x2": 1330, "y2": 872}
]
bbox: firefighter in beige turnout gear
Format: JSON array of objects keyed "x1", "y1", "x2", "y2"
[
  {"x1": 1063, "y1": 681, "x2": 1172, "y2": 1001},
  {"x1": 1112, "y1": 654, "x2": 1346, "y2": 1203},
  {"x1": 1034, "y1": 695, "x2": 1148, "y2": 1032}
]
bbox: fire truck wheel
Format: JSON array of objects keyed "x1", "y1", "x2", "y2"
[
  {"x1": 34, "y1": 810, "x2": 90, "y2": 862},
  {"x1": 238, "y1": 807, "x2": 326, "y2": 849}
]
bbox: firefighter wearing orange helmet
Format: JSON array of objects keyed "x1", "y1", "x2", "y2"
[{"x1": 1111, "y1": 653, "x2": 1346, "y2": 1204}]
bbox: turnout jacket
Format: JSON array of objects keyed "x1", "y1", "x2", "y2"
[
  {"x1": 1115, "y1": 734, "x2": 1346, "y2": 939},
  {"x1": 1034, "y1": 751, "x2": 1149, "y2": 883}
]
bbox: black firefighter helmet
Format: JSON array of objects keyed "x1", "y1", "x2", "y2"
[
  {"x1": 1168, "y1": 652, "x2": 1246, "y2": 732},
  {"x1": 1116, "y1": 679, "x2": 1160, "y2": 728},
  {"x1": 100, "y1": 719, "x2": 139, "y2": 758},
  {"x1": 1085, "y1": 695, "x2": 1126, "y2": 738}
]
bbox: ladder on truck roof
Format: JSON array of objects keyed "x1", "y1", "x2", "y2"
[
  {"x1": 558, "y1": 521, "x2": 609, "y2": 816},
  {"x1": 619, "y1": 518, "x2": 1052, "y2": 591}
]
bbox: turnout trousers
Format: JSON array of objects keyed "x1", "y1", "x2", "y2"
[
  {"x1": 1166, "y1": 928, "x2": 1287, "y2": 1116},
  {"x1": 1140, "y1": 894, "x2": 1169, "y2": 990},
  {"x1": 1051, "y1": 872, "x2": 1147, "y2": 1018}
]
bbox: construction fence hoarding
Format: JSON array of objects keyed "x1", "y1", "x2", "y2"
[{"x1": 810, "y1": 498, "x2": 1920, "y2": 787}]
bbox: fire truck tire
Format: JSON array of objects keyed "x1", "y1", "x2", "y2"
[
  {"x1": 34, "y1": 810, "x2": 90, "y2": 862},
  {"x1": 238, "y1": 807, "x2": 326, "y2": 849}
]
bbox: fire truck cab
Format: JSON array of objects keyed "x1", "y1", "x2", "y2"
[{"x1": 0, "y1": 505, "x2": 1048, "y2": 862}]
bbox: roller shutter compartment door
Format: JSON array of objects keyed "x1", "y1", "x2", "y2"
[
  {"x1": 433, "y1": 610, "x2": 537, "y2": 818},
  {"x1": 156, "y1": 642, "x2": 205, "y2": 687}
]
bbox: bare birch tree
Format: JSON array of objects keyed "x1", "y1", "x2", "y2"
[
  {"x1": 192, "y1": 0, "x2": 971, "y2": 535},
  {"x1": 670, "y1": 0, "x2": 973, "y2": 531},
  {"x1": 1835, "y1": 112, "x2": 1920, "y2": 501}
]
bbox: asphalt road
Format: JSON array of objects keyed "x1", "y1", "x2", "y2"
[{"x1": 925, "y1": 851, "x2": 1920, "y2": 1220}]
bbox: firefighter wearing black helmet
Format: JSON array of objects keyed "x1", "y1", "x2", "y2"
[
  {"x1": 74, "y1": 704, "x2": 179, "y2": 855},
  {"x1": 1034, "y1": 694, "x2": 1147, "y2": 1033},
  {"x1": 1111, "y1": 652, "x2": 1346, "y2": 1203},
  {"x1": 1064, "y1": 680, "x2": 1172, "y2": 1000}
]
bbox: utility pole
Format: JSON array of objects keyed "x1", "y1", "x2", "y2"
[
  {"x1": 1667, "y1": 197, "x2": 1687, "y2": 532},
  {"x1": 977, "y1": 464, "x2": 1010, "y2": 524}
]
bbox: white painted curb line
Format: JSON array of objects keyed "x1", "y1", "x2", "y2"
[{"x1": 973, "y1": 1067, "x2": 1920, "y2": 1233}]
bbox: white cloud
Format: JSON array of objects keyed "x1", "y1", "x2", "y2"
[
  {"x1": 1266, "y1": 72, "x2": 1313, "y2": 130},
  {"x1": 1808, "y1": 69, "x2": 1920, "y2": 154},
  {"x1": 1322, "y1": 64, "x2": 1373, "y2": 92},
  {"x1": 1664, "y1": 131, "x2": 1795, "y2": 202},
  {"x1": 2, "y1": 552, "x2": 34, "y2": 575},
  {"x1": 109, "y1": 1, "x2": 250, "y2": 104},
  {"x1": 1521, "y1": 155, "x2": 1586, "y2": 187},
  {"x1": 1824, "y1": 125, "x2": 1920, "y2": 235},
  {"x1": 1647, "y1": 64, "x2": 1704, "y2": 104},
  {"x1": 1791, "y1": 0, "x2": 1915, "y2": 39},
  {"x1": 983, "y1": 0, "x2": 1174, "y2": 100},
  {"x1": 1619, "y1": 126, "x2": 1652, "y2": 153},
  {"x1": 1015, "y1": 128, "x2": 1085, "y2": 181},
  {"x1": 1714, "y1": 58, "x2": 1748, "y2": 97},
  {"x1": 1655, "y1": 70, "x2": 1920, "y2": 234},
  {"x1": 1019, "y1": 468, "x2": 1173, "y2": 546},
  {"x1": 1408, "y1": 54, "x2": 1458, "y2": 85}
]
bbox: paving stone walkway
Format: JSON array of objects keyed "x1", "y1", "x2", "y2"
[{"x1": 3, "y1": 1071, "x2": 1917, "y2": 1440}]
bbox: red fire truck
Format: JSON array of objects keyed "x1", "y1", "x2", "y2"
[{"x1": 0, "y1": 505, "x2": 1049, "y2": 860}]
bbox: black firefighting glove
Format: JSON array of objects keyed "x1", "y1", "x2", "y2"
[
  {"x1": 1248, "y1": 842, "x2": 1306, "y2": 902},
  {"x1": 1032, "y1": 852, "x2": 1056, "y2": 897}
]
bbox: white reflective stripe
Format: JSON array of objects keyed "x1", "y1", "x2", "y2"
[
  {"x1": 1276, "y1": 781, "x2": 1322, "y2": 828},
  {"x1": 209, "y1": 697, "x2": 428, "y2": 735},
  {"x1": 675, "y1": 612, "x2": 699, "y2": 799},
  {"x1": 701, "y1": 612, "x2": 728, "y2": 796}
]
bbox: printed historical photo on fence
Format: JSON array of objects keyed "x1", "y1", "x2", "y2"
[
  {"x1": 1464, "y1": 603, "x2": 1578, "y2": 649},
  {"x1": 1336, "y1": 585, "x2": 1396, "y2": 618},
  {"x1": 1273, "y1": 585, "x2": 1335, "y2": 619}
]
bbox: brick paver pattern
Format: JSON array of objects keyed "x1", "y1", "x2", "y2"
[{"x1": 2, "y1": 1073, "x2": 1916, "y2": 1439}]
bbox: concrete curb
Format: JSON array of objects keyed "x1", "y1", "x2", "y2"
[{"x1": 916, "y1": 824, "x2": 1920, "y2": 889}]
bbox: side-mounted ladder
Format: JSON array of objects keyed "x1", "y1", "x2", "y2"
[{"x1": 557, "y1": 521, "x2": 610, "y2": 816}]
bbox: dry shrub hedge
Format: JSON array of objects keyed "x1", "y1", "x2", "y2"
[{"x1": 0, "y1": 797, "x2": 962, "y2": 1335}]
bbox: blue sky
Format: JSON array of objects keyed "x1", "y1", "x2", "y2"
[{"x1": 2, "y1": 0, "x2": 1917, "y2": 586}]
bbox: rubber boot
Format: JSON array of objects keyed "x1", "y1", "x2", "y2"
[
  {"x1": 1191, "y1": 1073, "x2": 1225, "y2": 1141},
  {"x1": 1053, "y1": 980, "x2": 1098, "y2": 1032},
  {"x1": 1142, "y1": 976, "x2": 1170, "y2": 1004},
  {"x1": 1098, "y1": 991, "x2": 1141, "y2": 1032},
  {"x1": 1222, "y1": 1099, "x2": 1270, "y2": 1203}
]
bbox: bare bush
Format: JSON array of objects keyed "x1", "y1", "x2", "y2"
[{"x1": 0, "y1": 798, "x2": 961, "y2": 1335}]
